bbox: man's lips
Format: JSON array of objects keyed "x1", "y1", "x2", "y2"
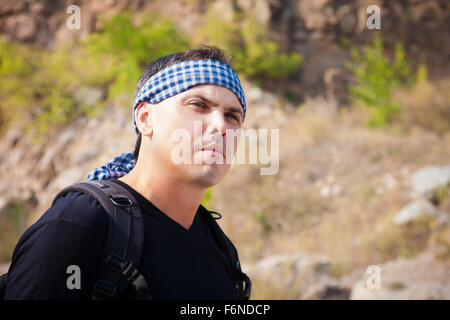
[{"x1": 201, "y1": 145, "x2": 224, "y2": 158}]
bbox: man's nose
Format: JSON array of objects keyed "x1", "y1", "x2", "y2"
[{"x1": 207, "y1": 110, "x2": 227, "y2": 137}]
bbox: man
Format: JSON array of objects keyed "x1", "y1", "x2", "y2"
[{"x1": 4, "y1": 46, "x2": 249, "y2": 299}]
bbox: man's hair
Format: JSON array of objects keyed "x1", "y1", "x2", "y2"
[{"x1": 132, "y1": 45, "x2": 233, "y2": 161}]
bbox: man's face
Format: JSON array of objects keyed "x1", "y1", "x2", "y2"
[{"x1": 137, "y1": 84, "x2": 243, "y2": 188}]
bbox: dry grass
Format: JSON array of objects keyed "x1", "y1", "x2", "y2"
[
  {"x1": 393, "y1": 79, "x2": 450, "y2": 136},
  {"x1": 210, "y1": 88, "x2": 450, "y2": 298},
  {"x1": 0, "y1": 200, "x2": 27, "y2": 262}
]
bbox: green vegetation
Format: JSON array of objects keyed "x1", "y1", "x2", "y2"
[
  {"x1": 0, "y1": 12, "x2": 188, "y2": 140},
  {"x1": 201, "y1": 188, "x2": 213, "y2": 208},
  {"x1": 393, "y1": 71, "x2": 450, "y2": 136},
  {"x1": 194, "y1": 10, "x2": 302, "y2": 83},
  {"x1": 0, "y1": 200, "x2": 26, "y2": 262},
  {"x1": 348, "y1": 33, "x2": 417, "y2": 128},
  {"x1": 83, "y1": 12, "x2": 189, "y2": 103},
  {"x1": 0, "y1": 10, "x2": 303, "y2": 138},
  {"x1": 253, "y1": 209, "x2": 272, "y2": 234},
  {"x1": 374, "y1": 214, "x2": 432, "y2": 259},
  {"x1": 433, "y1": 184, "x2": 450, "y2": 205},
  {"x1": 0, "y1": 38, "x2": 105, "y2": 140},
  {"x1": 0, "y1": 39, "x2": 33, "y2": 135}
]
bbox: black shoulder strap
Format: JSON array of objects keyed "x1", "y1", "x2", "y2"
[
  {"x1": 0, "y1": 273, "x2": 8, "y2": 300},
  {"x1": 199, "y1": 206, "x2": 252, "y2": 300},
  {"x1": 51, "y1": 179, "x2": 150, "y2": 300}
]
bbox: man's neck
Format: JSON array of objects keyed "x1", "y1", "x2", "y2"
[{"x1": 117, "y1": 161, "x2": 206, "y2": 230}]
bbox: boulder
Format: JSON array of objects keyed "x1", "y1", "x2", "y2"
[
  {"x1": 350, "y1": 251, "x2": 450, "y2": 300},
  {"x1": 242, "y1": 252, "x2": 337, "y2": 299},
  {"x1": 394, "y1": 199, "x2": 437, "y2": 226},
  {"x1": 0, "y1": 263, "x2": 10, "y2": 274},
  {"x1": 73, "y1": 87, "x2": 104, "y2": 108},
  {"x1": 48, "y1": 167, "x2": 84, "y2": 191},
  {"x1": 411, "y1": 166, "x2": 450, "y2": 198}
]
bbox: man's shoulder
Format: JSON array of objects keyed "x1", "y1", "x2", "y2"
[
  {"x1": 4, "y1": 190, "x2": 110, "y2": 299},
  {"x1": 38, "y1": 189, "x2": 110, "y2": 234}
]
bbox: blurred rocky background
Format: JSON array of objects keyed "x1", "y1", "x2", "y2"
[{"x1": 0, "y1": 0, "x2": 449, "y2": 299}]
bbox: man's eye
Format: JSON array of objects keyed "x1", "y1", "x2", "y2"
[
  {"x1": 227, "y1": 113, "x2": 240, "y2": 122},
  {"x1": 191, "y1": 102, "x2": 207, "y2": 109}
]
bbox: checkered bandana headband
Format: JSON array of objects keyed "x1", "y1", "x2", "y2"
[{"x1": 86, "y1": 59, "x2": 246, "y2": 181}]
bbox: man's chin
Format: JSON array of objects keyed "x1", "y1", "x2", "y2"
[{"x1": 188, "y1": 164, "x2": 229, "y2": 188}]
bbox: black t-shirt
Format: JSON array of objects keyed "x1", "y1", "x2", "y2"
[{"x1": 4, "y1": 179, "x2": 237, "y2": 300}]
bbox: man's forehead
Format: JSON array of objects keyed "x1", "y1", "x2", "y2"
[{"x1": 179, "y1": 85, "x2": 242, "y2": 106}]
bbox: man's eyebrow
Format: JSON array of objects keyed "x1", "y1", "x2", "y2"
[{"x1": 182, "y1": 94, "x2": 243, "y2": 117}]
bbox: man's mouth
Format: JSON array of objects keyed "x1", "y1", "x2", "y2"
[{"x1": 201, "y1": 145, "x2": 224, "y2": 158}]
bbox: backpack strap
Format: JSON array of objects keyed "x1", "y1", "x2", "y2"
[
  {"x1": 0, "y1": 273, "x2": 7, "y2": 300},
  {"x1": 51, "y1": 179, "x2": 150, "y2": 300},
  {"x1": 199, "y1": 206, "x2": 252, "y2": 300},
  {"x1": 99, "y1": 179, "x2": 149, "y2": 300}
]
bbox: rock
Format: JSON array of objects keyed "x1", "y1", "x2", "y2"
[
  {"x1": 8, "y1": 148, "x2": 24, "y2": 167},
  {"x1": 0, "y1": 263, "x2": 10, "y2": 274},
  {"x1": 74, "y1": 87, "x2": 104, "y2": 108},
  {"x1": 242, "y1": 83, "x2": 287, "y2": 129},
  {"x1": 320, "y1": 185, "x2": 331, "y2": 198},
  {"x1": 244, "y1": 252, "x2": 330, "y2": 277},
  {"x1": 305, "y1": 282, "x2": 351, "y2": 300},
  {"x1": 38, "y1": 168, "x2": 84, "y2": 208},
  {"x1": 323, "y1": 67, "x2": 349, "y2": 105},
  {"x1": 349, "y1": 251, "x2": 450, "y2": 300},
  {"x1": 297, "y1": 0, "x2": 330, "y2": 30},
  {"x1": 437, "y1": 212, "x2": 450, "y2": 228},
  {"x1": 411, "y1": 166, "x2": 450, "y2": 197},
  {"x1": 383, "y1": 173, "x2": 398, "y2": 191},
  {"x1": 350, "y1": 279, "x2": 449, "y2": 300},
  {"x1": 37, "y1": 144, "x2": 61, "y2": 172},
  {"x1": 74, "y1": 149, "x2": 98, "y2": 165},
  {"x1": 242, "y1": 252, "x2": 333, "y2": 299},
  {"x1": 376, "y1": 173, "x2": 399, "y2": 195},
  {"x1": 0, "y1": 1, "x2": 26, "y2": 16},
  {"x1": 336, "y1": 4, "x2": 357, "y2": 34},
  {"x1": 237, "y1": 0, "x2": 271, "y2": 25},
  {"x1": 253, "y1": 105, "x2": 272, "y2": 119},
  {"x1": 3, "y1": 14, "x2": 37, "y2": 41},
  {"x1": 209, "y1": 0, "x2": 234, "y2": 21},
  {"x1": 57, "y1": 128, "x2": 77, "y2": 146},
  {"x1": 0, "y1": 197, "x2": 7, "y2": 212},
  {"x1": 394, "y1": 199, "x2": 437, "y2": 226},
  {"x1": 48, "y1": 168, "x2": 84, "y2": 191},
  {"x1": 246, "y1": 87, "x2": 264, "y2": 103},
  {"x1": 2, "y1": 127, "x2": 22, "y2": 150},
  {"x1": 429, "y1": 222, "x2": 450, "y2": 260}
]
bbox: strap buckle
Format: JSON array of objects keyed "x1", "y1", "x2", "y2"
[
  {"x1": 104, "y1": 252, "x2": 141, "y2": 284},
  {"x1": 122, "y1": 261, "x2": 140, "y2": 282},
  {"x1": 235, "y1": 270, "x2": 252, "y2": 300},
  {"x1": 208, "y1": 210, "x2": 222, "y2": 220},
  {"x1": 92, "y1": 279, "x2": 117, "y2": 300},
  {"x1": 105, "y1": 252, "x2": 127, "y2": 273},
  {"x1": 109, "y1": 194, "x2": 133, "y2": 207},
  {"x1": 88, "y1": 181, "x2": 108, "y2": 188},
  {"x1": 242, "y1": 273, "x2": 252, "y2": 300}
]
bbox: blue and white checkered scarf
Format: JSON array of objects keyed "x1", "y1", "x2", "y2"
[{"x1": 86, "y1": 59, "x2": 246, "y2": 181}]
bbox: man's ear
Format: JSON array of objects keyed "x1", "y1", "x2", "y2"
[{"x1": 135, "y1": 102, "x2": 153, "y2": 137}]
